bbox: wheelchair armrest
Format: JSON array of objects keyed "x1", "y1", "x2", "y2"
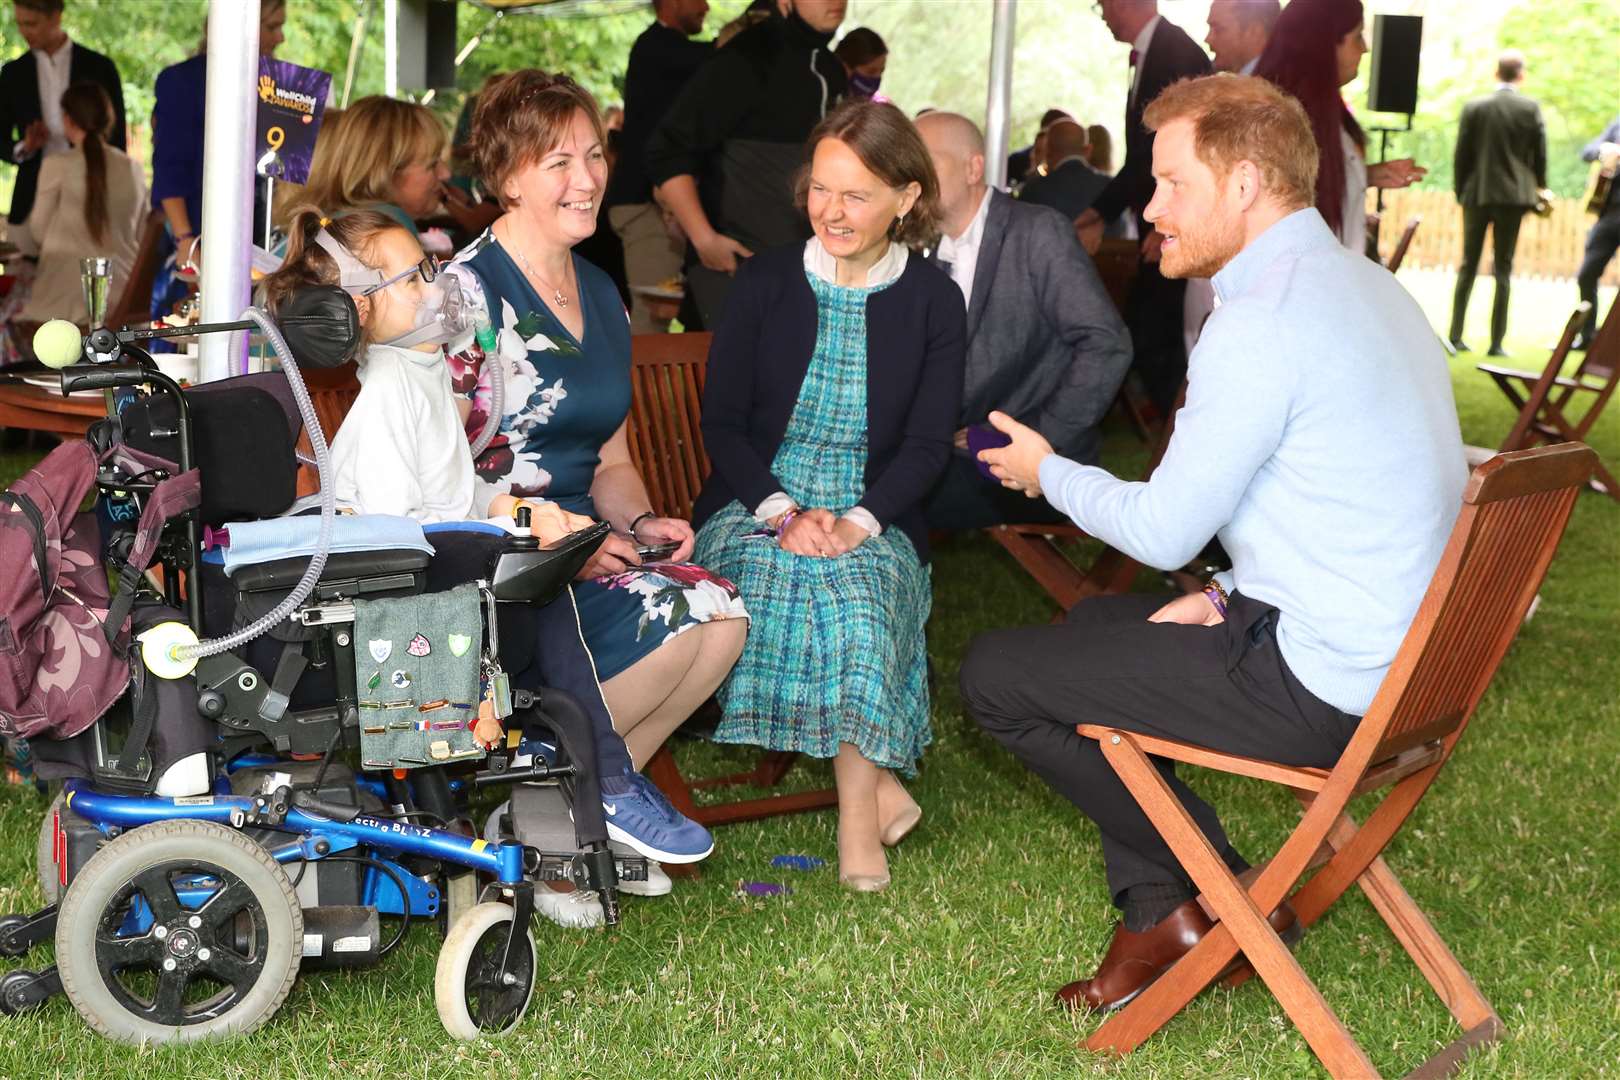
[
  {"x1": 489, "y1": 522, "x2": 611, "y2": 604},
  {"x1": 232, "y1": 547, "x2": 432, "y2": 595}
]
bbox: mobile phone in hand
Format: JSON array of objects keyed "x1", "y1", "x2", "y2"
[{"x1": 634, "y1": 540, "x2": 680, "y2": 562}]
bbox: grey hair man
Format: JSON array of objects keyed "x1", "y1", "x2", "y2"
[
  {"x1": 915, "y1": 110, "x2": 1131, "y2": 530},
  {"x1": 1204, "y1": 0, "x2": 1280, "y2": 75}
]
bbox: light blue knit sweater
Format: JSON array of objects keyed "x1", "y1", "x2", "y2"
[{"x1": 1039, "y1": 209, "x2": 1467, "y2": 715}]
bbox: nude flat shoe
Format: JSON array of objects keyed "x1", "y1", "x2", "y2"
[
  {"x1": 880, "y1": 803, "x2": 922, "y2": 847},
  {"x1": 839, "y1": 873, "x2": 891, "y2": 893}
]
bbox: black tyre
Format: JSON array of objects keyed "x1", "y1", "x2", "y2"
[{"x1": 55, "y1": 819, "x2": 302, "y2": 1044}]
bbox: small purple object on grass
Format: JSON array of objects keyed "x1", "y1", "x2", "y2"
[
  {"x1": 771, "y1": 855, "x2": 826, "y2": 871},
  {"x1": 740, "y1": 881, "x2": 791, "y2": 897},
  {"x1": 966, "y1": 423, "x2": 1013, "y2": 482}
]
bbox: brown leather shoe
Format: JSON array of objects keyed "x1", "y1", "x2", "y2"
[
  {"x1": 1195, "y1": 867, "x2": 1305, "y2": 984},
  {"x1": 1054, "y1": 899, "x2": 1214, "y2": 1012}
]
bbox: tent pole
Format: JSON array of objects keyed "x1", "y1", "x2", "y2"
[
  {"x1": 384, "y1": 0, "x2": 399, "y2": 99},
  {"x1": 198, "y1": 0, "x2": 260, "y2": 381},
  {"x1": 982, "y1": 0, "x2": 1017, "y2": 191}
]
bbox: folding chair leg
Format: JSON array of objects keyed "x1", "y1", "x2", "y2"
[
  {"x1": 1092, "y1": 733, "x2": 1380, "y2": 1079},
  {"x1": 1356, "y1": 854, "x2": 1499, "y2": 1032}
]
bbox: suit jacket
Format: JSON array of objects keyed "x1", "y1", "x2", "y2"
[
  {"x1": 1454, "y1": 87, "x2": 1546, "y2": 208},
  {"x1": 1092, "y1": 18, "x2": 1211, "y2": 228},
  {"x1": 1017, "y1": 157, "x2": 1110, "y2": 222},
  {"x1": 938, "y1": 190, "x2": 1131, "y2": 464},
  {"x1": 0, "y1": 42, "x2": 126, "y2": 224},
  {"x1": 694, "y1": 243, "x2": 966, "y2": 560}
]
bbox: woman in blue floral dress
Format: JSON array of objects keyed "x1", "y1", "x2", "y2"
[
  {"x1": 692, "y1": 102, "x2": 965, "y2": 892},
  {"x1": 444, "y1": 72, "x2": 748, "y2": 892}
]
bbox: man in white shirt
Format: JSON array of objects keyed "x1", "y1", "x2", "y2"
[
  {"x1": 0, "y1": 0, "x2": 126, "y2": 248},
  {"x1": 916, "y1": 111, "x2": 1130, "y2": 530}
]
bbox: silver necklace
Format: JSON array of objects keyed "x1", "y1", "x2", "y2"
[{"x1": 505, "y1": 227, "x2": 571, "y2": 308}]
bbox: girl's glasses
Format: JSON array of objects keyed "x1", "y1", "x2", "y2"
[{"x1": 359, "y1": 255, "x2": 441, "y2": 296}]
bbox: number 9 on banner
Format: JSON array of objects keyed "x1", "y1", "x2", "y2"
[{"x1": 266, "y1": 125, "x2": 285, "y2": 153}]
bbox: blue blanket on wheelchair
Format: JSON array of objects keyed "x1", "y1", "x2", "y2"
[{"x1": 215, "y1": 514, "x2": 435, "y2": 575}]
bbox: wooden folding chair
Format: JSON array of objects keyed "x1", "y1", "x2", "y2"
[
  {"x1": 1384, "y1": 215, "x2": 1421, "y2": 274},
  {"x1": 626, "y1": 332, "x2": 839, "y2": 828},
  {"x1": 1073, "y1": 442, "x2": 1596, "y2": 1078},
  {"x1": 1474, "y1": 299, "x2": 1619, "y2": 501},
  {"x1": 986, "y1": 381, "x2": 1186, "y2": 613}
]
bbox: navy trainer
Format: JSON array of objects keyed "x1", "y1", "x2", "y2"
[{"x1": 598, "y1": 772, "x2": 714, "y2": 864}]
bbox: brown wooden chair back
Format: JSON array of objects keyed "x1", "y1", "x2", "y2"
[
  {"x1": 292, "y1": 363, "x2": 361, "y2": 497},
  {"x1": 107, "y1": 210, "x2": 169, "y2": 331},
  {"x1": 1091, "y1": 237, "x2": 1139, "y2": 315},
  {"x1": 1354, "y1": 443, "x2": 1594, "y2": 764},
  {"x1": 1384, "y1": 215, "x2": 1421, "y2": 273},
  {"x1": 627, "y1": 332, "x2": 711, "y2": 521}
]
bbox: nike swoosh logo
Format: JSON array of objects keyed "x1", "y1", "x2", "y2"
[{"x1": 603, "y1": 803, "x2": 617, "y2": 816}]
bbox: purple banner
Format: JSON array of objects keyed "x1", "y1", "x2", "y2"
[{"x1": 255, "y1": 57, "x2": 332, "y2": 186}]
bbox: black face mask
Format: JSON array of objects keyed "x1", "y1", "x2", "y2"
[{"x1": 273, "y1": 285, "x2": 362, "y2": 368}]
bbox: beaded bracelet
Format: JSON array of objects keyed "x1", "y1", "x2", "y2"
[
  {"x1": 776, "y1": 509, "x2": 799, "y2": 537},
  {"x1": 1202, "y1": 579, "x2": 1229, "y2": 618}
]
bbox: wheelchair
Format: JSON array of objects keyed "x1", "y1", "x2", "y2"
[{"x1": 0, "y1": 307, "x2": 644, "y2": 1043}]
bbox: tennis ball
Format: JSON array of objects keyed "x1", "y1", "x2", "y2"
[{"x1": 32, "y1": 319, "x2": 84, "y2": 370}]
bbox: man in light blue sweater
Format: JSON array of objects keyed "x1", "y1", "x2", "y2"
[{"x1": 961, "y1": 75, "x2": 1466, "y2": 1014}]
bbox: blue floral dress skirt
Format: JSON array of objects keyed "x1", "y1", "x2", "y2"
[
  {"x1": 693, "y1": 272, "x2": 932, "y2": 775},
  {"x1": 447, "y1": 229, "x2": 747, "y2": 681}
]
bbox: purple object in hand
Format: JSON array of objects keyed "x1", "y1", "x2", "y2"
[{"x1": 966, "y1": 424, "x2": 1013, "y2": 482}]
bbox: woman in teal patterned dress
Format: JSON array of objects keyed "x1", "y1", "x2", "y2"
[
  {"x1": 443, "y1": 72, "x2": 749, "y2": 908},
  {"x1": 692, "y1": 102, "x2": 966, "y2": 891}
]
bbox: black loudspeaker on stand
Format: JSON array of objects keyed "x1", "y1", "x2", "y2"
[
  {"x1": 1366, "y1": 15, "x2": 1423, "y2": 227},
  {"x1": 1368, "y1": 15, "x2": 1422, "y2": 116}
]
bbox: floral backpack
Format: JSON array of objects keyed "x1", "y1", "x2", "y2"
[{"x1": 0, "y1": 439, "x2": 127, "y2": 741}]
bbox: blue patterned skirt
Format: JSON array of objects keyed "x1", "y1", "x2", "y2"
[{"x1": 693, "y1": 504, "x2": 932, "y2": 775}]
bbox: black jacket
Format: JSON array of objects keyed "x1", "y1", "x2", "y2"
[
  {"x1": 1018, "y1": 157, "x2": 1111, "y2": 223},
  {"x1": 604, "y1": 22, "x2": 712, "y2": 209},
  {"x1": 645, "y1": 12, "x2": 845, "y2": 255},
  {"x1": 0, "y1": 41, "x2": 126, "y2": 225},
  {"x1": 1092, "y1": 18, "x2": 1210, "y2": 227},
  {"x1": 1454, "y1": 87, "x2": 1547, "y2": 209},
  {"x1": 695, "y1": 243, "x2": 966, "y2": 560}
]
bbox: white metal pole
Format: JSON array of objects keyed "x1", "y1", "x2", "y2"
[
  {"x1": 384, "y1": 0, "x2": 399, "y2": 99},
  {"x1": 198, "y1": 0, "x2": 260, "y2": 381},
  {"x1": 983, "y1": 0, "x2": 1017, "y2": 191}
]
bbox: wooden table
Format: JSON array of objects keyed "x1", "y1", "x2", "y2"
[{"x1": 0, "y1": 375, "x2": 104, "y2": 437}]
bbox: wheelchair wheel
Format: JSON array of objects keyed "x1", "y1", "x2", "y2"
[
  {"x1": 36, "y1": 792, "x2": 64, "y2": 903},
  {"x1": 434, "y1": 902, "x2": 535, "y2": 1040},
  {"x1": 55, "y1": 819, "x2": 302, "y2": 1044}
]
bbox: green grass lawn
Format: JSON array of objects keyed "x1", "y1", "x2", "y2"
[{"x1": 0, "y1": 278, "x2": 1615, "y2": 1078}]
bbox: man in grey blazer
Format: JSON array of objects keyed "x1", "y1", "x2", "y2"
[
  {"x1": 1448, "y1": 51, "x2": 1548, "y2": 357},
  {"x1": 916, "y1": 111, "x2": 1132, "y2": 530}
]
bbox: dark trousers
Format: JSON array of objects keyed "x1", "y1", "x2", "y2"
[
  {"x1": 1577, "y1": 206, "x2": 1620, "y2": 342},
  {"x1": 959, "y1": 592, "x2": 1359, "y2": 905},
  {"x1": 1125, "y1": 258, "x2": 1188, "y2": 415},
  {"x1": 1450, "y1": 204, "x2": 1526, "y2": 350},
  {"x1": 925, "y1": 452, "x2": 1067, "y2": 530}
]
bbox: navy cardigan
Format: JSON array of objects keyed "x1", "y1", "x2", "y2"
[{"x1": 693, "y1": 243, "x2": 966, "y2": 561}]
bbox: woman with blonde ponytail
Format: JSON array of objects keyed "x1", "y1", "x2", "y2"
[{"x1": 18, "y1": 82, "x2": 146, "y2": 326}]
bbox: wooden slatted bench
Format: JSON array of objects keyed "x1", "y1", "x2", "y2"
[{"x1": 626, "y1": 331, "x2": 839, "y2": 828}]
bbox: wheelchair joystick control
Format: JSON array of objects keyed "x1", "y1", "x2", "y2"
[{"x1": 515, "y1": 506, "x2": 532, "y2": 533}]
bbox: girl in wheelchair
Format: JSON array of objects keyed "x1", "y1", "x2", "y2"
[{"x1": 260, "y1": 208, "x2": 715, "y2": 924}]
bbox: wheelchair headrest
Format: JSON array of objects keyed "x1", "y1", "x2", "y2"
[{"x1": 275, "y1": 285, "x2": 362, "y2": 369}]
